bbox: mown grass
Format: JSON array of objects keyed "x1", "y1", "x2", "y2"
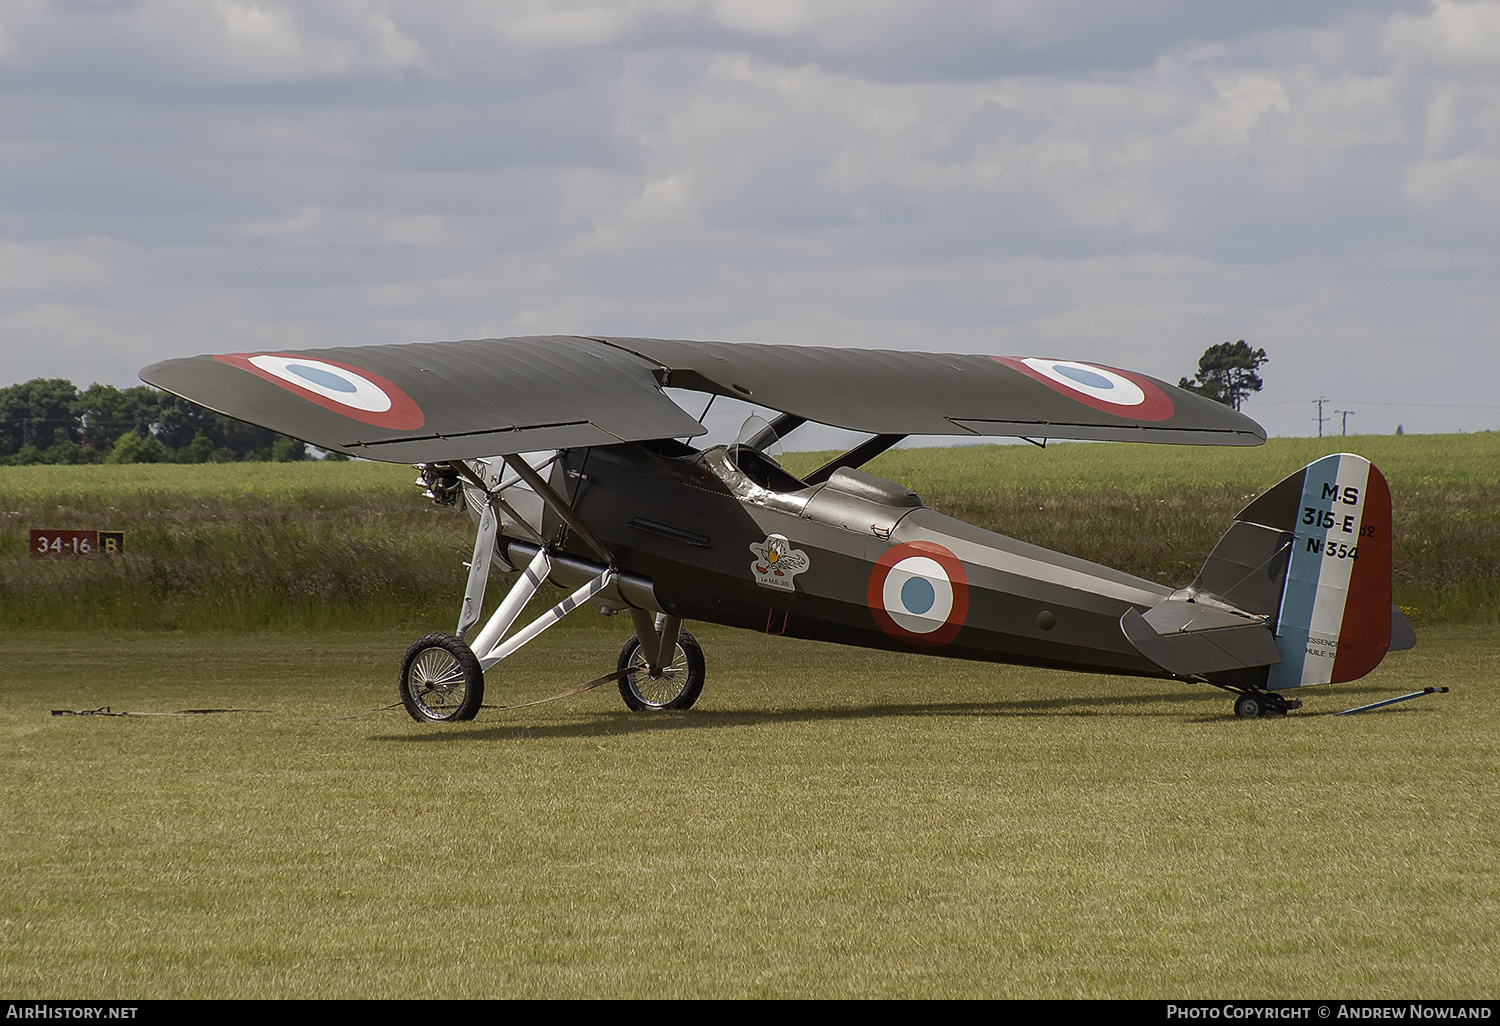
[
  {"x1": 2, "y1": 625, "x2": 1495, "y2": 998},
  {"x1": 3, "y1": 434, "x2": 1497, "y2": 629}
]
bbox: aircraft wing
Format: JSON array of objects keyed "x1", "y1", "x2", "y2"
[
  {"x1": 141, "y1": 335, "x2": 1264, "y2": 463},
  {"x1": 140, "y1": 335, "x2": 710, "y2": 463},
  {"x1": 603, "y1": 336, "x2": 1264, "y2": 445}
]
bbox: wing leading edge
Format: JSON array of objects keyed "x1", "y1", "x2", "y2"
[{"x1": 141, "y1": 335, "x2": 1264, "y2": 463}]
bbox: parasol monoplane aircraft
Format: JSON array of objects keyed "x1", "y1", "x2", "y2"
[{"x1": 142, "y1": 335, "x2": 1413, "y2": 721}]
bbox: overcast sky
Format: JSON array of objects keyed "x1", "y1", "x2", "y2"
[{"x1": 2, "y1": 0, "x2": 1497, "y2": 439}]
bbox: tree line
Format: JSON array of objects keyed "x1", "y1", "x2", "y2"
[{"x1": 0, "y1": 378, "x2": 318, "y2": 465}]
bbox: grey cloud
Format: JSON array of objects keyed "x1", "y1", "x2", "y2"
[{"x1": 0, "y1": 0, "x2": 1494, "y2": 437}]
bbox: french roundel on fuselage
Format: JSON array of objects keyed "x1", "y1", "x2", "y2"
[{"x1": 867, "y1": 541, "x2": 970, "y2": 647}]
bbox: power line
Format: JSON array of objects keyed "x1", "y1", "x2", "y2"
[{"x1": 1252, "y1": 400, "x2": 1500, "y2": 409}]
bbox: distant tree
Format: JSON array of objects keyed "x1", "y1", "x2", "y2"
[
  {"x1": 0, "y1": 377, "x2": 308, "y2": 464},
  {"x1": 74, "y1": 383, "x2": 163, "y2": 454},
  {"x1": 0, "y1": 378, "x2": 80, "y2": 457},
  {"x1": 1178, "y1": 340, "x2": 1268, "y2": 412}
]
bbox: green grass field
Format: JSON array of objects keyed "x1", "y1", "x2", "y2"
[
  {"x1": 2, "y1": 625, "x2": 1495, "y2": 998},
  {"x1": 3, "y1": 435, "x2": 1497, "y2": 997}
]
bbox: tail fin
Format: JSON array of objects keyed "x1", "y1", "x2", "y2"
[
  {"x1": 1263, "y1": 453, "x2": 1392, "y2": 688},
  {"x1": 1123, "y1": 453, "x2": 1403, "y2": 686},
  {"x1": 1193, "y1": 453, "x2": 1395, "y2": 689}
]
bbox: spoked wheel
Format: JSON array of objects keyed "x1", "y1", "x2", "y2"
[
  {"x1": 400, "y1": 633, "x2": 485, "y2": 722},
  {"x1": 617, "y1": 629, "x2": 705, "y2": 712}
]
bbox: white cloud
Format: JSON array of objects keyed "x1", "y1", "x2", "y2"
[
  {"x1": 1386, "y1": 0, "x2": 1500, "y2": 69},
  {"x1": 710, "y1": 0, "x2": 814, "y2": 37},
  {"x1": 1404, "y1": 154, "x2": 1500, "y2": 210},
  {"x1": 239, "y1": 207, "x2": 473, "y2": 248}
]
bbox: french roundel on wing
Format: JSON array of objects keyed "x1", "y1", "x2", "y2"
[
  {"x1": 212, "y1": 353, "x2": 424, "y2": 430},
  {"x1": 991, "y1": 356, "x2": 1175, "y2": 422},
  {"x1": 867, "y1": 541, "x2": 969, "y2": 647}
]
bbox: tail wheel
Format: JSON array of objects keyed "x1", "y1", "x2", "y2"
[
  {"x1": 617, "y1": 630, "x2": 705, "y2": 712},
  {"x1": 400, "y1": 633, "x2": 484, "y2": 722},
  {"x1": 1234, "y1": 693, "x2": 1294, "y2": 718}
]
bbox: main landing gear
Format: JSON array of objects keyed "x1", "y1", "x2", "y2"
[
  {"x1": 1232, "y1": 691, "x2": 1302, "y2": 719},
  {"x1": 402, "y1": 456, "x2": 708, "y2": 723},
  {"x1": 400, "y1": 633, "x2": 484, "y2": 722},
  {"x1": 617, "y1": 629, "x2": 705, "y2": 712},
  {"x1": 397, "y1": 492, "x2": 705, "y2": 721}
]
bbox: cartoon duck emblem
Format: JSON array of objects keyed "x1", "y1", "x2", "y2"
[{"x1": 749, "y1": 534, "x2": 810, "y2": 592}]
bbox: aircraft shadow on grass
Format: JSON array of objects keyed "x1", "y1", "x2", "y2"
[
  {"x1": 367, "y1": 678, "x2": 1431, "y2": 743},
  {"x1": 368, "y1": 687, "x2": 1237, "y2": 744}
]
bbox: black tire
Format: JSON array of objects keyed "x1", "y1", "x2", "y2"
[
  {"x1": 1234, "y1": 695, "x2": 1262, "y2": 719},
  {"x1": 400, "y1": 633, "x2": 484, "y2": 722},
  {"x1": 617, "y1": 629, "x2": 705, "y2": 712}
]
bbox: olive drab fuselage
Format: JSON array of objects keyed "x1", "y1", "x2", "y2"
[{"x1": 508, "y1": 441, "x2": 1174, "y2": 678}]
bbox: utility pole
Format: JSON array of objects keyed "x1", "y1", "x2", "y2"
[
  {"x1": 1315, "y1": 397, "x2": 1329, "y2": 438},
  {"x1": 1335, "y1": 409, "x2": 1355, "y2": 436}
]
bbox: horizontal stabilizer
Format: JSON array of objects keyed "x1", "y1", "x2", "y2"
[
  {"x1": 1121, "y1": 602, "x2": 1281, "y2": 677},
  {"x1": 1390, "y1": 605, "x2": 1417, "y2": 652}
]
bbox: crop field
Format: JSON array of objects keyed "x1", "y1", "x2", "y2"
[
  {"x1": 2, "y1": 433, "x2": 1498, "y2": 997},
  {"x1": 3, "y1": 434, "x2": 1498, "y2": 629}
]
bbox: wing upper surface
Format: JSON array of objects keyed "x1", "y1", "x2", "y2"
[
  {"x1": 141, "y1": 334, "x2": 1264, "y2": 463},
  {"x1": 596, "y1": 337, "x2": 1265, "y2": 444},
  {"x1": 141, "y1": 335, "x2": 708, "y2": 463}
]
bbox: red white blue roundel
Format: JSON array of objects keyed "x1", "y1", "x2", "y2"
[
  {"x1": 867, "y1": 541, "x2": 969, "y2": 647},
  {"x1": 991, "y1": 356, "x2": 1174, "y2": 421},
  {"x1": 213, "y1": 352, "x2": 424, "y2": 430}
]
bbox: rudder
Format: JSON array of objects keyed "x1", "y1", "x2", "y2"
[{"x1": 1265, "y1": 453, "x2": 1392, "y2": 689}]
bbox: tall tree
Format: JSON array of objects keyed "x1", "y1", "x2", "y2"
[{"x1": 1179, "y1": 340, "x2": 1268, "y2": 411}]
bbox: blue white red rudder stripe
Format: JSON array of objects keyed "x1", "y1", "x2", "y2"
[{"x1": 1267, "y1": 453, "x2": 1393, "y2": 690}]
